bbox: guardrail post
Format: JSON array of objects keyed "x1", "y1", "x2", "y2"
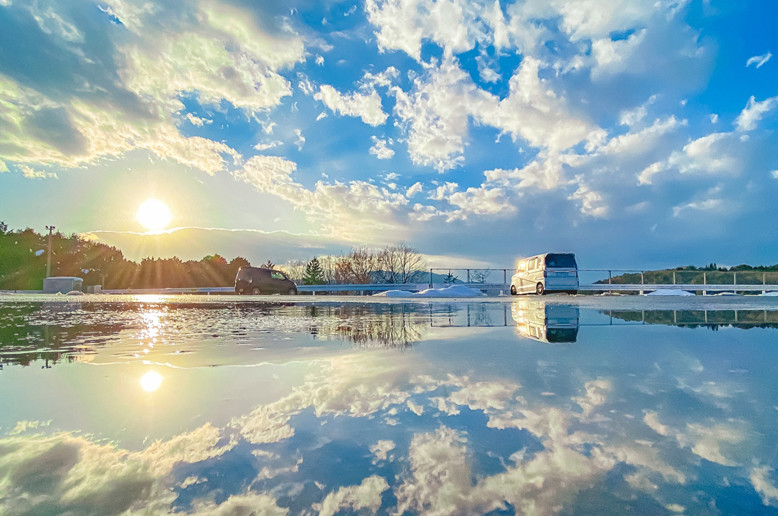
[
  {"x1": 703, "y1": 272, "x2": 706, "y2": 296},
  {"x1": 503, "y1": 269, "x2": 507, "y2": 287},
  {"x1": 764, "y1": 272, "x2": 767, "y2": 295},
  {"x1": 467, "y1": 269, "x2": 470, "y2": 283},
  {"x1": 734, "y1": 271, "x2": 737, "y2": 286},
  {"x1": 672, "y1": 271, "x2": 676, "y2": 285},
  {"x1": 608, "y1": 270, "x2": 611, "y2": 284},
  {"x1": 429, "y1": 268, "x2": 433, "y2": 288}
]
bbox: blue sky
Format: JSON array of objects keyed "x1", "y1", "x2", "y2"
[{"x1": 0, "y1": 0, "x2": 777, "y2": 269}]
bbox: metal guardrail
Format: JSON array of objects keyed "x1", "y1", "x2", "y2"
[{"x1": 7, "y1": 269, "x2": 778, "y2": 296}]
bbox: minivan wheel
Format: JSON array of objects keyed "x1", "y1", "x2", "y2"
[
  {"x1": 252, "y1": 287, "x2": 261, "y2": 295},
  {"x1": 287, "y1": 288, "x2": 297, "y2": 295},
  {"x1": 536, "y1": 283, "x2": 545, "y2": 295},
  {"x1": 510, "y1": 285, "x2": 517, "y2": 296}
]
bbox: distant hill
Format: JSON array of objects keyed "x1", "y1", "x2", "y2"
[{"x1": 598, "y1": 264, "x2": 778, "y2": 286}]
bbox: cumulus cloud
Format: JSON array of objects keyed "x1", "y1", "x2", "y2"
[
  {"x1": 314, "y1": 475, "x2": 389, "y2": 516},
  {"x1": 638, "y1": 131, "x2": 739, "y2": 185},
  {"x1": 314, "y1": 85, "x2": 388, "y2": 126},
  {"x1": 369, "y1": 136, "x2": 395, "y2": 159},
  {"x1": 0, "y1": 1, "x2": 303, "y2": 175},
  {"x1": 735, "y1": 95, "x2": 778, "y2": 132}
]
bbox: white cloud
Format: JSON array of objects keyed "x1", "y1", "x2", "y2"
[
  {"x1": 638, "y1": 131, "x2": 738, "y2": 185},
  {"x1": 406, "y1": 181, "x2": 424, "y2": 197},
  {"x1": 568, "y1": 178, "x2": 608, "y2": 217},
  {"x1": 591, "y1": 30, "x2": 647, "y2": 78},
  {"x1": 314, "y1": 85, "x2": 388, "y2": 126},
  {"x1": 478, "y1": 57, "x2": 603, "y2": 153},
  {"x1": 253, "y1": 141, "x2": 282, "y2": 151},
  {"x1": 361, "y1": 67, "x2": 401, "y2": 89},
  {"x1": 370, "y1": 440, "x2": 396, "y2": 462},
  {"x1": 392, "y1": 58, "x2": 485, "y2": 172},
  {"x1": 0, "y1": 1, "x2": 305, "y2": 174},
  {"x1": 392, "y1": 56, "x2": 598, "y2": 173},
  {"x1": 17, "y1": 164, "x2": 58, "y2": 179},
  {"x1": 746, "y1": 52, "x2": 772, "y2": 69},
  {"x1": 599, "y1": 116, "x2": 686, "y2": 157},
  {"x1": 314, "y1": 476, "x2": 389, "y2": 516},
  {"x1": 369, "y1": 136, "x2": 395, "y2": 159},
  {"x1": 672, "y1": 198, "x2": 723, "y2": 217},
  {"x1": 735, "y1": 95, "x2": 778, "y2": 132},
  {"x1": 185, "y1": 113, "x2": 212, "y2": 127},
  {"x1": 234, "y1": 156, "x2": 410, "y2": 241},
  {"x1": 365, "y1": 0, "x2": 480, "y2": 61},
  {"x1": 751, "y1": 466, "x2": 778, "y2": 507},
  {"x1": 294, "y1": 129, "x2": 305, "y2": 151}
]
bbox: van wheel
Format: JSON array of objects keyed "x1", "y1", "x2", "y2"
[
  {"x1": 252, "y1": 287, "x2": 261, "y2": 295},
  {"x1": 510, "y1": 285, "x2": 517, "y2": 295},
  {"x1": 536, "y1": 283, "x2": 545, "y2": 295},
  {"x1": 287, "y1": 288, "x2": 297, "y2": 295}
]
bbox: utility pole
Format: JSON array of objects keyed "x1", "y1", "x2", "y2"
[{"x1": 45, "y1": 225, "x2": 55, "y2": 277}]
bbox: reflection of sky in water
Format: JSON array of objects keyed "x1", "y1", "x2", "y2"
[{"x1": 2, "y1": 298, "x2": 778, "y2": 514}]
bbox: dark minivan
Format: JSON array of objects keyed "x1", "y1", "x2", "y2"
[{"x1": 235, "y1": 267, "x2": 297, "y2": 295}]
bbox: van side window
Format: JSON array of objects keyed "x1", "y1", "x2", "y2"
[{"x1": 271, "y1": 271, "x2": 285, "y2": 280}]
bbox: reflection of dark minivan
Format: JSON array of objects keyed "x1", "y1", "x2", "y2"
[{"x1": 235, "y1": 267, "x2": 297, "y2": 295}]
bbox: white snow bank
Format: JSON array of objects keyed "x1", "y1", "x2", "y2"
[
  {"x1": 760, "y1": 291, "x2": 778, "y2": 296},
  {"x1": 375, "y1": 285, "x2": 486, "y2": 298},
  {"x1": 374, "y1": 290, "x2": 414, "y2": 298},
  {"x1": 644, "y1": 289, "x2": 695, "y2": 296}
]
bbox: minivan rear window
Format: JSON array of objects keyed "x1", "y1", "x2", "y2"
[{"x1": 545, "y1": 254, "x2": 577, "y2": 268}]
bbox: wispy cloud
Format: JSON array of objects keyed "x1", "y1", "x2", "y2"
[{"x1": 746, "y1": 51, "x2": 772, "y2": 68}]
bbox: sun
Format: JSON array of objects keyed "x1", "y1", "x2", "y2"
[
  {"x1": 139, "y1": 371, "x2": 163, "y2": 392},
  {"x1": 137, "y1": 199, "x2": 172, "y2": 232}
]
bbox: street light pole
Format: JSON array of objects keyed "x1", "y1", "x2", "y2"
[{"x1": 45, "y1": 225, "x2": 55, "y2": 278}]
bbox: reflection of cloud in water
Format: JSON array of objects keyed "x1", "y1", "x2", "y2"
[
  {"x1": 3, "y1": 300, "x2": 778, "y2": 513},
  {"x1": 0, "y1": 346, "x2": 774, "y2": 514}
]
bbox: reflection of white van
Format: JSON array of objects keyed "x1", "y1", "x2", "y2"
[
  {"x1": 510, "y1": 253, "x2": 579, "y2": 295},
  {"x1": 510, "y1": 299, "x2": 579, "y2": 343}
]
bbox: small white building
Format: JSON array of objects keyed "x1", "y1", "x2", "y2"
[{"x1": 43, "y1": 276, "x2": 83, "y2": 294}]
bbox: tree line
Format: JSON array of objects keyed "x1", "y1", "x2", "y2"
[
  {"x1": 0, "y1": 223, "x2": 427, "y2": 290},
  {"x1": 281, "y1": 244, "x2": 426, "y2": 285}
]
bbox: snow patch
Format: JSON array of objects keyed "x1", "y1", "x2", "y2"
[
  {"x1": 375, "y1": 285, "x2": 486, "y2": 298},
  {"x1": 644, "y1": 289, "x2": 695, "y2": 296}
]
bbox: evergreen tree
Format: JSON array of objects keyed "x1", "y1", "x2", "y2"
[{"x1": 303, "y1": 257, "x2": 325, "y2": 285}]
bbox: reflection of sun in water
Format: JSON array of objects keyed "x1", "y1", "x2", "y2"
[
  {"x1": 136, "y1": 199, "x2": 172, "y2": 233},
  {"x1": 140, "y1": 371, "x2": 163, "y2": 392}
]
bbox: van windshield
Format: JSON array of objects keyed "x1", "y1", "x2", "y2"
[{"x1": 545, "y1": 254, "x2": 577, "y2": 268}]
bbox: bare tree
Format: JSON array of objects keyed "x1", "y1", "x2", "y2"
[
  {"x1": 470, "y1": 269, "x2": 489, "y2": 283},
  {"x1": 376, "y1": 243, "x2": 425, "y2": 283},
  {"x1": 279, "y1": 260, "x2": 306, "y2": 284},
  {"x1": 347, "y1": 247, "x2": 375, "y2": 283}
]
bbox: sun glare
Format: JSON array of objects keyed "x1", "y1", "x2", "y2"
[
  {"x1": 137, "y1": 199, "x2": 172, "y2": 232},
  {"x1": 139, "y1": 371, "x2": 163, "y2": 392}
]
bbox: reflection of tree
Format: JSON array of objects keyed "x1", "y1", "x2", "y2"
[
  {"x1": 0, "y1": 301, "x2": 433, "y2": 369},
  {"x1": 605, "y1": 310, "x2": 778, "y2": 330},
  {"x1": 0, "y1": 303, "x2": 126, "y2": 367},
  {"x1": 303, "y1": 304, "x2": 427, "y2": 349}
]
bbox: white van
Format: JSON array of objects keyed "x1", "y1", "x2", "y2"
[{"x1": 510, "y1": 253, "x2": 578, "y2": 295}]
